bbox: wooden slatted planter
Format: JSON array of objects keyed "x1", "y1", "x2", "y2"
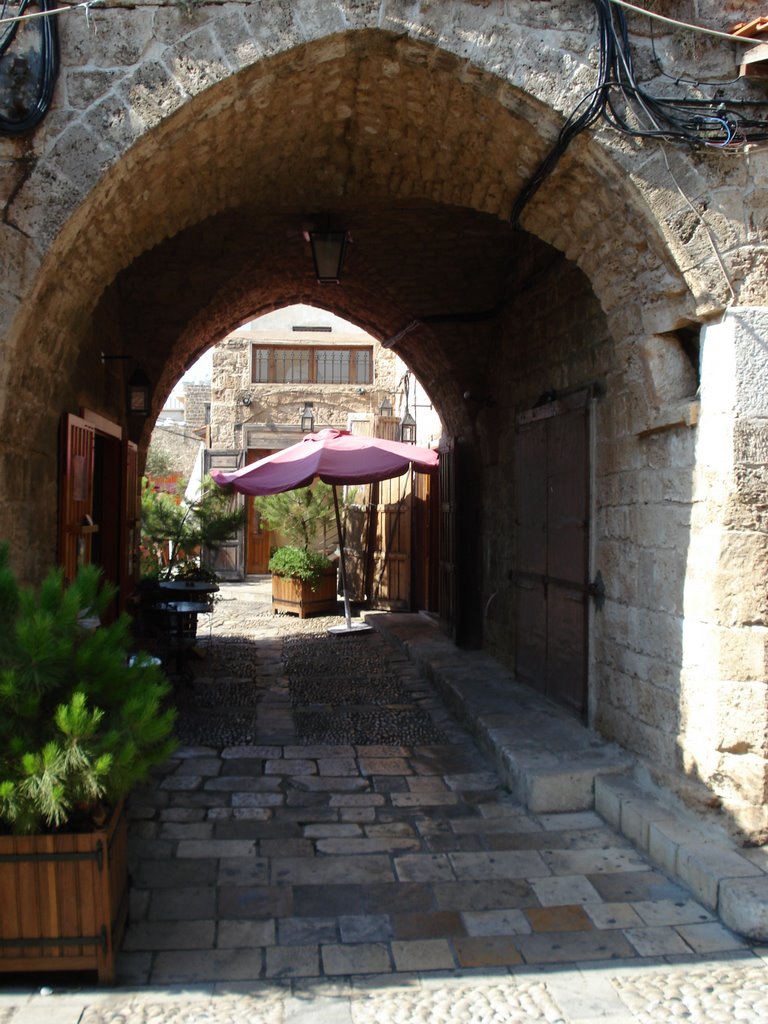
[
  {"x1": 272, "y1": 568, "x2": 338, "y2": 618},
  {"x1": 0, "y1": 801, "x2": 128, "y2": 985}
]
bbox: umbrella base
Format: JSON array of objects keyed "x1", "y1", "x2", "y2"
[{"x1": 327, "y1": 622, "x2": 373, "y2": 636}]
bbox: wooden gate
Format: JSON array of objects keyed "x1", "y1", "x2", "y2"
[
  {"x1": 342, "y1": 472, "x2": 414, "y2": 611},
  {"x1": 512, "y1": 393, "x2": 590, "y2": 717},
  {"x1": 412, "y1": 468, "x2": 439, "y2": 613},
  {"x1": 368, "y1": 472, "x2": 413, "y2": 611}
]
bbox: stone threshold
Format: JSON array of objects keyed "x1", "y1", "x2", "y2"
[{"x1": 366, "y1": 612, "x2": 768, "y2": 944}]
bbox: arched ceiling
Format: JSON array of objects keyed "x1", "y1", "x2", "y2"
[{"x1": 1, "y1": 28, "x2": 698, "y2": 457}]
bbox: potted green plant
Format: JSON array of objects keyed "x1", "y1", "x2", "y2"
[
  {"x1": 254, "y1": 484, "x2": 339, "y2": 618},
  {"x1": 0, "y1": 544, "x2": 177, "y2": 983},
  {"x1": 140, "y1": 474, "x2": 246, "y2": 584},
  {"x1": 138, "y1": 475, "x2": 246, "y2": 637}
]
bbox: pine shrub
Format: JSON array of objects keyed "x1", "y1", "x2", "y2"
[{"x1": 0, "y1": 544, "x2": 177, "y2": 834}]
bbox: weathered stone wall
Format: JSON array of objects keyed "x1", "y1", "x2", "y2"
[
  {"x1": 184, "y1": 382, "x2": 211, "y2": 430},
  {"x1": 0, "y1": 1, "x2": 767, "y2": 835},
  {"x1": 210, "y1": 318, "x2": 403, "y2": 450}
]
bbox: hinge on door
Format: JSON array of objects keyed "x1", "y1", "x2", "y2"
[{"x1": 587, "y1": 570, "x2": 605, "y2": 610}]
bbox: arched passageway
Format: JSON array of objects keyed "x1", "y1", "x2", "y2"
[{"x1": 1, "y1": 14, "x2": 767, "y2": 839}]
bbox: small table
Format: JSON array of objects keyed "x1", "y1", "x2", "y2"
[
  {"x1": 152, "y1": 600, "x2": 213, "y2": 678},
  {"x1": 158, "y1": 579, "x2": 219, "y2": 606}
]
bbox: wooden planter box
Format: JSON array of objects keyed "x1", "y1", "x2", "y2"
[
  {"x1": 272, "y1": 567, "x2": 338, "y2": 618},
  {"x1": 0, "y1": 800, "x2": 128, "y2": 984}
]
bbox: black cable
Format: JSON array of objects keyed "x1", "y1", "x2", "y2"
[
  {"x1": 511, "y1": 0, "x2": 768, "y2": 224},
  {"x1": 0, "y1": 0, "x2": 59, "y2": 135},
  {"x1": 649, "y1": 18, "x2": 742, "y2": 89}
]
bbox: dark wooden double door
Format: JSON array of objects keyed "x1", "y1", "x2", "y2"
[{"x1": 512, "y1": 395, "x2": 591, "y2": 717}]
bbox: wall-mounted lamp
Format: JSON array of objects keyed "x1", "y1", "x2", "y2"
[
  {"x1": 400, "y1": 409, "x2": 417, "y2": 444},
  {"x1": 101, "y1": 353, "x2": 151, "y2": 417},
  {"x1": 300, "y1": 401, "x2": 315, "y2": 433},
  {"x1": 305, "y1": 227, "x2": 348, "y2": 283},
  {"x1": 128, "y1": 367, "x2": 151, "y2": 416},
  {"x1": 379, "y1": 397, "x2": 393, "y2": 417},
  {"x1": 242, "y1": 395, "x2": 252, "y2": 407}
]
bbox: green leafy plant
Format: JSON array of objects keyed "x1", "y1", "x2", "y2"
[
  {"x1": 0, "y1": 544, "x2": 177, "y2": 835},
  {"x1": 140, "y1": 475, "x2": 245, "y2": 580},
  {"x1": 268, "y1": 546, "x2": 332, "y2": 589},
  {"x1": 253, "y1": 483, "x2": 336, "y2": 553}
]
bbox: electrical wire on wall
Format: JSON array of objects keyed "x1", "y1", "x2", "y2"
[
  {"x1": 511, "y1": 0, "x2": 768, "y2": 225},
  {"x1": 0, "y1": 0, "x2": 59, "y2": 134}
]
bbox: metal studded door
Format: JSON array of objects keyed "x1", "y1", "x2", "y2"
[{"x1": 512, "y1": 393, "x2": 590, "y2": 717}]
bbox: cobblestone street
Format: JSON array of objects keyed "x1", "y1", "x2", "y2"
[{"x1": 1, "y1": 581, "x2": 767, "y2": 1021}]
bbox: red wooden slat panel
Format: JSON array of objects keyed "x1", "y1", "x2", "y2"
[{"x1": 59, "y1": 414, "x2": 95, "y2": 582}]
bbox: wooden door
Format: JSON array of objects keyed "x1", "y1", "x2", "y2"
[
  {"x1": 512, "y1": 394, "x2": 590, "y2": 716},
  {"x1": 412, "y1": 469, "x2": 438, "y2": 613},
  {"x1": 245, "y1": 448, "x2": 274, "y2": 574},
  {"x1": 59, "y1": 414, "x2": 96, "y2": 583}
]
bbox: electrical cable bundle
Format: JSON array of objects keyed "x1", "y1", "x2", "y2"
[
  {"x1": 511, "y1": 0, "x2": 768, "y2": 224},
  {"x1": 0, "y1": 0, "x2": 59, "y2": 135}
]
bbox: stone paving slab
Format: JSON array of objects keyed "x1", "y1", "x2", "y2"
[
  {"x1": 4, "y1": 585, "x2": 767, "y2": 1022},
  {"x1": 369, "y1": 612, "x2": 768, "y2": 945},
  {"x1": 3, "y1": 957, "x2": 768, "y2": 1023},
  {"x1": 113, "y1": 610, "x2": 764, "y2": 988}
]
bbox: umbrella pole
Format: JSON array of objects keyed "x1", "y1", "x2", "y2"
[{"x1": 332, "y1": 485, "x2": 353, "y2": 629}]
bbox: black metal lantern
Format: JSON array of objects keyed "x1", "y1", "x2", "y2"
[
  {"x1": 300, "y1": 402, "x2": 315, "y2": 433},
  {"x1": 379, "y1": 397, "x2": 393, "y2": 417},
  {"x1": 308, "y1": 229, "x2": 348, "y2": 283},
  {"x1": 400, "y1": 409, "x2": 416, "y2": 444},
  {"x1": 128, "y1": 367, "x2": 151, "y2": 416}
]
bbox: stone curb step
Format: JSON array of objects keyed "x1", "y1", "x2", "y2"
[{"x1": 366, "y1": 611, "x2": 768, "y2": 943}]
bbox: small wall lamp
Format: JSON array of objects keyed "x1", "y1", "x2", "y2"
[
  {"x1": 400, "y1": 409, "x2": 417, "y2": 444},
  {"x1": 379, "y1": 397, "x2": 393, "y2": 417},
  {"x1": 128, "y1": 367, "x2": 151, "y2": 416},
  {"x1": 101, "y1": 353, "x2": 151, "y2": 417},
  {"x1": 300, "y1": 401, "x2": 315, "y2": 433}
]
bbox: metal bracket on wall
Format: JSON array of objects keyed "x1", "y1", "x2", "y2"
[{"x1": 587, "y1": 570, "x2": 605, "y2": 611}]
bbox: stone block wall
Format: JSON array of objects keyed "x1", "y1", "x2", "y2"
[
  {"x1": 479, "y1": 238, "x2": 767, "y2": 837},
  {"x1": 0, "y1": 0, "x2": 766, "y2": 837},
  {"x1": 210, "y1": 318, "x2": 404, "y2": 451}
]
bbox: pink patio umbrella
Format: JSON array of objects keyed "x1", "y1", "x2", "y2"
[{"x1": 211, "y1": 429, "x2": 439, "y2": 632}]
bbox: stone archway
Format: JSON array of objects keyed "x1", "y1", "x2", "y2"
[{"x1": 1, "y1": 10, "x2": 767, "y2": 837}]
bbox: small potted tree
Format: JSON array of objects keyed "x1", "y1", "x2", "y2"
[
  {"x1": 0, "y1": 544, "x2": 177, "y2": 983},
  {"x1": 254, "y1": 484, "x2": 339, "y2": 618},
  {"x1": 140, "y1": 474, "x2": 246, "y2": 585},
  {"x1": 138, "y1": 475, "x2": 246, "y2": 638}
]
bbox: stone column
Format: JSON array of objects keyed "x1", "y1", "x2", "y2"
[{"x1": 681, "y1": 307, "x2": 768, "y2": 836}]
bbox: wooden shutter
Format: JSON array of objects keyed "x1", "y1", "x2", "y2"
[
  {"x1": 120, "y1": 440, "x2": 139, "y2": 611},
  {"x1": 59, "y1": 414, "x2": 96, "y2": 583}
]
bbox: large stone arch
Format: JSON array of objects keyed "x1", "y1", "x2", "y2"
[{"x1": 1, "y1": 4, "x2": 767, "y2": 836}]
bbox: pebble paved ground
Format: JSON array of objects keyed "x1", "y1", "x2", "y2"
[{"x1": 2, "y1": 580, "x2": 767, "y2": 1021}]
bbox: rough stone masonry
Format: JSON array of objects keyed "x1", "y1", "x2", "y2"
[{"x1": 0, "y1": 1, "x2": 767, "y2": 843}]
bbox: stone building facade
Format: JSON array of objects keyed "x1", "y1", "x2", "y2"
[
  {"x1": 0, "y1": 2, "x2": 767, "y2": 839},
  {"x1": 148, "y1": 381, "x2": 212, "y2": 483},
  {"x1": 209, "y1": 305, "x2": 436, "y2": 452}
]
